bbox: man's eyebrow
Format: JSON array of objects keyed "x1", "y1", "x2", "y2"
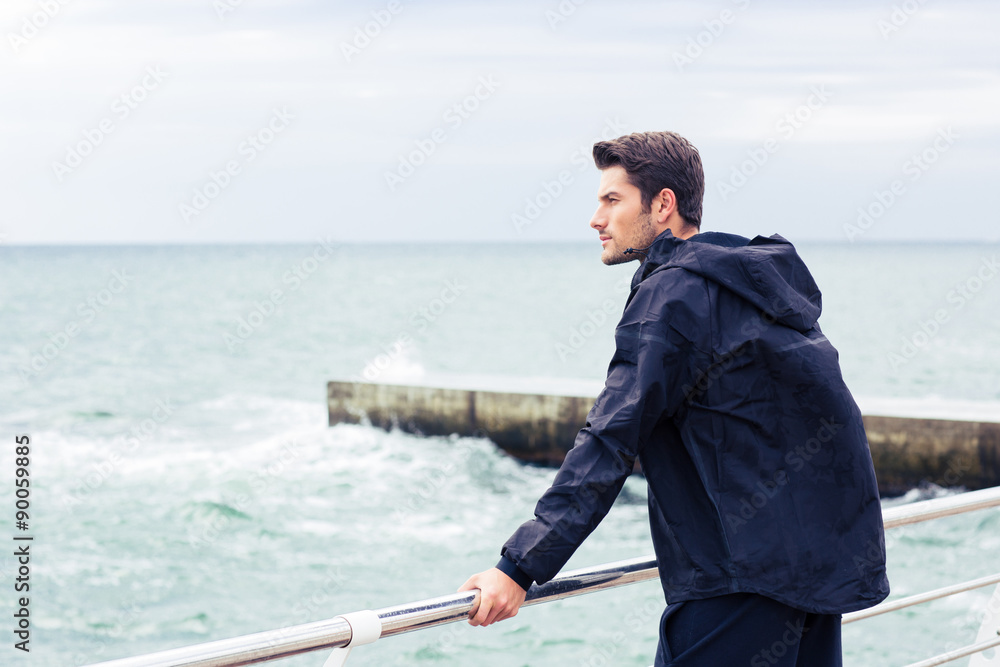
[{"x1": 598, "y1": 190, "x2": 622, "y2": 200}]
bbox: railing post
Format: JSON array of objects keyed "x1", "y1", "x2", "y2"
[{"x1": 321, "y1": 610, "x2": 382, "y2": 667}]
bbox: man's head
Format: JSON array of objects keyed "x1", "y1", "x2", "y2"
[{"x1": 589, "y1": 131, "x2": 704, "y2": 265}]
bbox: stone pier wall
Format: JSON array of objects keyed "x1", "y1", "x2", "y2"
[{"x1": 328, "y1": 381, "x2": 1000, "y2": 495}]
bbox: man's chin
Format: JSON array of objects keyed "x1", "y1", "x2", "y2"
[{"x1": 601, "y1": 246, "x2": 635, "y2": 266}]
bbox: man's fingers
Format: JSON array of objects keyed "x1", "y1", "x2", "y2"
[
  {"x1": 458, "y1": 576, "x2": 482, "y2": 623},
  {"x1": 472, "y1": 598, "x2": 493, "y2": 626},
  {"x1": 459, "y1": 567, "x2": 527, "y2": 627},
  {"x1": 483, "y1": 597, "x2": 518, "y2": 626},
  {"x1": 484, "y1": 602, "x2": 505, "y2": 626},
  {"x1": 466, "y1": 589, "x2": 481, "y2": 622}
]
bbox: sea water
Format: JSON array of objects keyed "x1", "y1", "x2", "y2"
[{"x1": 1, "y1": 241, "x2": 999, "y2": 666}]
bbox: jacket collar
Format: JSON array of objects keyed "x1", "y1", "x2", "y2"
[{"x1": 630, "y1": 229, "x2": 682, "y2": 292}]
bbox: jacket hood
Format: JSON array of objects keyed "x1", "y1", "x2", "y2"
[{"x1": 632, "y1": 230, "x2": 823, "y2": 332}]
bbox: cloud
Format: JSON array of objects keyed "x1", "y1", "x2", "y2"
[{"x1": 1, "y1": 0, "x2": 998, "y2": 243}]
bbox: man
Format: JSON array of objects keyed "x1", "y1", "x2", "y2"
[{"x1": 459, "y1": 131, "x2": 889, "y2": 665}]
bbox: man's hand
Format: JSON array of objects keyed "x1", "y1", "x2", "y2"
[{"x1": 458, "y1": 567, "x2": 527, "y2": 627}]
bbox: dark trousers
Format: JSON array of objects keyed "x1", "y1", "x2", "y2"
[{"x1": 654, "y1": 593, "x2": 842, "y2": 667}]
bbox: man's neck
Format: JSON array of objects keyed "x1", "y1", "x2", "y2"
[{"x1": 668, "y1": 222, "x2": 698, "y2": 240}]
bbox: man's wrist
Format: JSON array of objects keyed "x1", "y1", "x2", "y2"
[{"x1": 495, "y1": 555, "x2": 533, "y2": 591}]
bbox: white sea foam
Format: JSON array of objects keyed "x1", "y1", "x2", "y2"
[{"x1": 355, "y1": 371, "x2": 605, "y2": 397}]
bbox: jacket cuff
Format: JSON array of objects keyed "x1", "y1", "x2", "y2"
[{"x1": 495, "y1": 555, "x2": 533, "y2": 591}]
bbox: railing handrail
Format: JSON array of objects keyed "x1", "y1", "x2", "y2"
[
  {"x1": 843, "y1": 571, "x2": 1000, "y2": 623},
  {"x1": 82, "y1": 557, "x2": 659, "y2": 667},
  {"x1": 881, "y1": 485, "x2": 1000, "y2": 529},
  {"x1": 82, "y1": 485, "x2": 1000, "y2": 667}
]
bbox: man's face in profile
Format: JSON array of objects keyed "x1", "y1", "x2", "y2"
[{"x1": 589, "y1": 165, "x2": 658, "y2": 266}]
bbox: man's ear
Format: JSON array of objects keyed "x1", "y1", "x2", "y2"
[{"x1": 653, "y1": 188, "x2": 677, "y2": 224}]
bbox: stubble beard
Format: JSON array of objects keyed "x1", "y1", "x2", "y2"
[{"x1": 601, "y1": 212, "x2": 659, "y2": 266}]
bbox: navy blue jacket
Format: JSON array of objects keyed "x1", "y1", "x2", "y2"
[{"x1": 498, "y1": 230, "x2": 890, "y2": 614}]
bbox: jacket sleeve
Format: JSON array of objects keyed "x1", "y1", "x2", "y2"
[{"x1": 499, "y1": 280, "x2": 686, "y2": 586}]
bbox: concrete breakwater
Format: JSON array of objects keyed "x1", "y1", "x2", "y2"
[{"x1": 327, "y1": 381, "x2": 1000, "y2": 496}]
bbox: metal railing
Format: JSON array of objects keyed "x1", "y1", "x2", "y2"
[{"x1": 83, "y1": 485, "x2": 1000, "y2": 667}]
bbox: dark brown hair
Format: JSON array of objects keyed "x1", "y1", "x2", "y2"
[{"x1": 592, "y1": 131, "x2": 704, "y2": 229}]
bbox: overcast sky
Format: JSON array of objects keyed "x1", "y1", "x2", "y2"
[{"x1": 2, "y1": 0, "x2": 998, "y2": 244}]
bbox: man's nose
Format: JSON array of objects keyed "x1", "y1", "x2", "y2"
[{"x1": 589, "y1": 209, "x2": 605, "y2": 230}]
